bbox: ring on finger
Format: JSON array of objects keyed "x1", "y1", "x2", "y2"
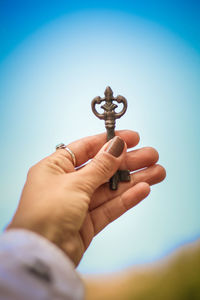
[{"x1": 56, "y1": 143, "x2": 76, "y2": 167}]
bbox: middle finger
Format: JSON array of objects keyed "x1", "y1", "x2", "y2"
[{"x1": 89, "y1": 147, "x2": 164, "y2": 210}]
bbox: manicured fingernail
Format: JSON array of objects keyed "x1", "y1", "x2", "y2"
[{"x1": 106, "y1": 136, "x2": 125, "y2": 157}]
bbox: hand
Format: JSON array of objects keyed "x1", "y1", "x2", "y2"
[{"x1": 7, "y1": 130, "x2": 166, "y2": 266}]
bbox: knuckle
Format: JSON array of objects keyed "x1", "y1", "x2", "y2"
[
  {"x1": 27, "y1": 164, "x2": 37, "y2": 177},
  {"x1": 48, "y1": 154, "x2": 63, "y2": 166},
  {"x1": 27, "y1": 167, "x2": 33, "y2": 178},
  {"x1": 84, "y1": 138, "x2": 96, "y2": 160},
  {"x1": 27, "y1": 163, "x2": 41, "y2": 181},
  {"x1": 92, "y1": 154, "x2": 114, "y2": 177},
  {"x1": 52, "y1": 156, "x2": 61, "y2": 166},
  {"x1": 47, "y1": 152, "x2": 71, "y2": 171}
]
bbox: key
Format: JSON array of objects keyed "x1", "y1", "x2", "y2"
[{"x1": 91, "y1": 86, "x2": 131, "y2": 190}]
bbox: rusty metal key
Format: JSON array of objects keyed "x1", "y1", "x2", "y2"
[{"x1": 91, "y1": 86, "x2": 130, "y2": 190}]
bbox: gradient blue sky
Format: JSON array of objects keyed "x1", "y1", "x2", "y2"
[{"x1": 0, "y1": 0, "x2": 200, "y2": 274}]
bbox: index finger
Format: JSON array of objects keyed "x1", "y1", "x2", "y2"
[{"x1": 67, "y1": 130, "x2": 140, "y2": 167}]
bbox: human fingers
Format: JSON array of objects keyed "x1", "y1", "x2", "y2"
[
  {"x1": 90, "y1": 164, "x2": 166, "y2": 210},
  {"x1": 36, "y1": 148, "x2": 75, "y2": 174},
  {"x1": 76, "y1": 136, "x2": 127, "y2": 195},
  {"x1": 121, "y1": 147, "x2": 159, "y2": 171},
  {"x1": 78, "y1": 146, "x2": 158, "y2": 174},
  {"x1": 90, "y1": 182, "x2": 150, "y2": 235},
  {"x1": 38, "y1": 130, "x2": 139, "y2": 174},
  {"x1": 131, "y1": 164, "x2": 166, "y2": 185},
  {"x1": 43, "y1": 130, "x2": 139, "y2": 174},
  {"x1": 67, "y1": 130, "x2": 139, "y2": 167}
]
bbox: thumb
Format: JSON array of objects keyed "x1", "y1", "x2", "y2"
[{"x1": 78, "y1": 136, "x2": 126, "y2": 193}]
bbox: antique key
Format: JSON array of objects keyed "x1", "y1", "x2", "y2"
[{"x1": 91, "y1": 86, "x2": 131, "y2": 190}]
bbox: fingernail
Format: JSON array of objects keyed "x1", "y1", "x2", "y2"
[{"x1": 106, "y1": 136, "x2": 125, "y2": 157}]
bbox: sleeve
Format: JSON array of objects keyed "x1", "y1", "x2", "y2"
[{"x1": 0, "y1": 229, "x2": 85, "y2": 300}]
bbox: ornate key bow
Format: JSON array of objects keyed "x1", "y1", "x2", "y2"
[{"x1": 91, "y1": 86, "x2": 130, "y2": 190}]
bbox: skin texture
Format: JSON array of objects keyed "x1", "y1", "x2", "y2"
[{"x1": 7, "y1": 130, "x2": 166, "y2": 266}]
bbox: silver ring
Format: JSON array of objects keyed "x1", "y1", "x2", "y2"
[{"x1": 56, "y1": 143, "x2": 76, "y2": 167}]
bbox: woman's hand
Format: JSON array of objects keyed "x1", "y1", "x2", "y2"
[{"x1": 7, "y1": 130, "x2": 166, "y2": 266}]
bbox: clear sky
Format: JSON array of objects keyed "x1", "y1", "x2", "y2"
[{"x1": 0, "y1": 0, "x2": 200, "y2": 274}]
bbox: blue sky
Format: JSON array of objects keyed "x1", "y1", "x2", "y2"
[
  {"x1": 1, "y1": 0, "x2": 200, "y2": 60},
  {"x1": 0, "y1": 0, "x2": 200, "y2": 274}
]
